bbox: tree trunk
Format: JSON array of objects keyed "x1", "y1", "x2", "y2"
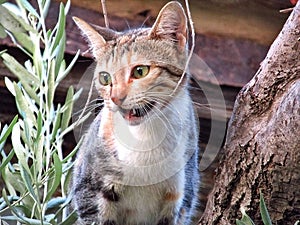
[{"x1": 198, "y1": 2, "x2": 300, "y2": 225}]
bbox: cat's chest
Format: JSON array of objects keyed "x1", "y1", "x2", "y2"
[
  {"x1": 112, "y1": 112, "x2": 173, "y2": 164},
  {"x1": 118, "y1": 185, "x2": 162, "y2": 224},
  {"x1": 116, "y1": 173, "x2": 184, "y2": 224}
]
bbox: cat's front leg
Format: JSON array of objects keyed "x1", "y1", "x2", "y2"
[
  {"x1": 97, "y1": 182, "x2": 125, "y2": 225},
  {"x1": 156, "y1": 192, "x2": 183, "y2": 225},
  {"x1": 75, "y1": 188, "x2": 119, "y2": 225},
  {"x1": 73, "y1": 173, "x2": 121, "y2": 224}
]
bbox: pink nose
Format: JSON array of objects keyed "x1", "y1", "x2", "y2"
[
  {"x1": 111, "y1": 96, "x2": 126, "y2": 106},
  {"x1": 110, "y1": 81, "x2": 127, "y2": 106}
]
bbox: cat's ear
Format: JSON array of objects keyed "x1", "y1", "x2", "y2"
[
  {"x1": 91, "y1": 24, "x2": 119, "y2": 42},
  {"x1": 73, "y1": 17, "x2": 107, "y2": 58},
  {"x1": 149, "y1": 1, "x2": 187, "y2": 50}
]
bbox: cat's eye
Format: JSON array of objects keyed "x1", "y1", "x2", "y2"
[
  {"x1": 98, "y1": 71, "x2": 112, "y2": 86},
  {"x1": 132, "y1": 65, "x2": 150, "y2": 79}
]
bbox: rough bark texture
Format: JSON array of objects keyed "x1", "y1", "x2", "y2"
[{"x1": 198, "y1": 3, "x2": 300, "y2": 225}]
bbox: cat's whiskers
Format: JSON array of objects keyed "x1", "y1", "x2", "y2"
[
  {"x1": 138, "y1": 102, "x2": 157, "y2": 144},
  {"x1": 145, "y1": 90, "x2": 220, "y2": 113},
  {"x1": 140, "y1": 15, "x2": 151, "y2": 30},
  {"x1": 142, "y1": 98, "x2": 179, "y2": 139},
  {"x1": 73, "y1": 100, "x2": 104, "y2": 117}
]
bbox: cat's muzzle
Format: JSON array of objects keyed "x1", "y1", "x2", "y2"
[{"x1": 118, "y1": 102, "x2": 155, "y2": 125}]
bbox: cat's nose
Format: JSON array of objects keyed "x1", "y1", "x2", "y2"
[
  {"x1": 111, "y1": 96, "x2": 126, "y2": 106},
  {"x1": 110, "y1": 84, "x2": 127, "y2": 106}
]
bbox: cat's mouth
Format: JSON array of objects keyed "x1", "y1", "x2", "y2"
[{"x1": 119, "y1": 102, "x2": 155, "y2": 124}]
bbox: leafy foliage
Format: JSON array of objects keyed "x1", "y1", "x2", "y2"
[
  {"x1": 0, "y1": 0, "x2": 83, "y2": 224},
  {"x1": 236, "y1": 192, "x2": 300, "y2": 225}
]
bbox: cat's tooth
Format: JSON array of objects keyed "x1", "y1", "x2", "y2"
[{"x1": 132, "y1": 108, "x2": 137, "y2": 116}]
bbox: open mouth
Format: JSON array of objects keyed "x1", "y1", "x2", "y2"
[{"x1": 119, "y1": 102, "x2": 155, "y2": 122}]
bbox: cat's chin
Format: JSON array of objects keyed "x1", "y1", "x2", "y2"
[{"x1": 118, "y1": 102, "x2": 155, "y2": 126}]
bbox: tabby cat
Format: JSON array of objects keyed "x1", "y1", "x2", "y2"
[{"x1": 71, "y1": 1, "x2": 199, "y2": 224}]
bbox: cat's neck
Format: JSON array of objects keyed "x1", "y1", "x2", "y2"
[
  {"x1": 100, "y1": 89, "x2": 191, "y2": 152},
  {"x1": 99, "y1": 89, "x2": 193, "y2": 185}
]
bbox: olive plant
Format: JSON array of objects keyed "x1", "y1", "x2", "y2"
[{"x1": 0, "y1": 0, "x2": 87, "y2": 224}]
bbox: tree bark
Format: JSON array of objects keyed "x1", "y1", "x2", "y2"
[{"x1": 198, "y1": 2, "x2": 300, "y2": 225}]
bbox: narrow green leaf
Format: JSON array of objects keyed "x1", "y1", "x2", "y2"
[
  {"x1": 0, "y1": 195, "x2": 19, "y2": 211},
  {"x1": 20, "y1": 164, "x2": 38, "y2": 202},
  {"x1": 20, "y1": 81, "x2": 39, "y2": 105},
  {"x1": 60, "y1": 86, "x2": 74, "y2": 131},
  {"x1": 72, "y1": 88, "x2": 83, "y2": 102},
  {"x1": 13, "y1": 204, "x2": 32, "y2": 218},
  {"x1": 56, "y1": 50, "x2": 80, "y2": 83},
  {"x1": 45, "y1": 153, "x2": 62, "y2": 201},
  {"x1": 62, "y1": 162, "x2": 73, "y2": 194},
  {"x1": 46, "y1": 28, "x2": 52, "y2": 39},
  {"x1": 6, "y1": 76, "x2": 39, "y2": 105},
  {"x1": 18, "y1": 0, "x2": 39, "y2": 18},
  {"x1": 3, "y1": 166, "x2": 27, "y2": 195},
  {"x1": 0, "y1": 24, "x2": 7, "y2": 38},
  {"x1": 0, "y1": 215, "x2": 52, "y2": 225},
  {"x1": 1, "y1": 4, "x2": 35, "y2": 33},
  {"x1": 4, "y1": 77, "x2": 15, "y2": 96},
  {"x1": 1, "y1": 53, "x2": 39, "y2": 85},
  {"x1": 13, "y1": 82, "x2": 36, "y2": 123},
  {"x1": 260, "y1": 192, "x2": 272, "y2": 225},
  {"x1": 54, "y1": 32, "x2": 66, "y2": 76},
  {"x1": 0, "y1": 5, "x2": 26, "y2": 33},
  {"x1": 47, "y1": 60, "x2": 56, "y2": 110},
  {"x1": 0, "y1": 115, "x2": 18, "y2": 144},
  {"x1": 58, "y1": 59, "x2": 66, "y2": 75},
  {"x1": 34, "y1": 129, "x2": 44, "y2": 176},
  {"x1": 51, "y1": 104, "x2": 62, "y2": 142},
  {"x1": 240, "y1": 211, "x2": 255, "y2": 225},
  {"x1": 36, "y1": 111, "x2": 43, "y2": 138},
  {"x1": 13, "y1": 31, "x2": 34, "y2": 53},
  {"x1": 45, "y1": 214, "x2": 55, "y2": 223},
  {"x1": 1, "y1": 189, "x2": 25, "y2": 223},
  {"x1": 23, "y1": 116, "x2": 32, "y2": 147},
  {"x1": 59, "y1": 111, "x2": 91, "y2": 138},
  {"x1": 50, "y1": 3, "x2": 65, "y2": 55},
  {"x1": 237, "y1": 207, "x2": 255, "y2": 225},
  {"x1": 46, "y1": 197, "x2": 66, "y2": 210},
  {"x1": 32, "y1": 37, "x2": 42, "y2": 79},
  {"x1": 42, "y1": 0, "x2": 51, "y2": 18},
  {"x1": 64, "y1": 0, "x2": 71, "y2": 15},
  {"x1": 0, "y1": 150, "x2": 14, "y2": 172},
  {"x1": 11, "y1": 122, "x2": 31, "y2": 175},
  {"x1": 58, "y1": 210, "x2": 78, "y2": 225},
  {"x1": 1, "y1": 166, "x2": 15, "y2": 196},
  {"x1": 1, "y1": 189, "x2": 36, "y2": 225}
]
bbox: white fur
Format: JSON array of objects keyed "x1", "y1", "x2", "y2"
[{"x1": 101, "y1": 90, "x2": 191, "y2": 224}]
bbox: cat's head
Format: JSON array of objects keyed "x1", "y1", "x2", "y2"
[{"x1": 74, "y1": 1, "x2": 189, "y2": 125}]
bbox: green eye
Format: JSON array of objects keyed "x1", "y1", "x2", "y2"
[
  {"x1": 132, "y1": 65, "x2": 150, "y2": 79},
  {"x1": 98, "y1": 71, "x2": 112, "y2": 86}
]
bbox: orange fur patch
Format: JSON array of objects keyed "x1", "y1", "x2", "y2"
[
  {"x1": 124, "y1": 208, "x2": 136, "y2": 216},
  {"x1": 163, "y1": 192, "x2": 181, "y2": 202}
]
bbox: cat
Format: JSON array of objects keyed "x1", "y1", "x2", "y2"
[{"x1": 71, "y1": 1, "x2": 199, "y2": 225}]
